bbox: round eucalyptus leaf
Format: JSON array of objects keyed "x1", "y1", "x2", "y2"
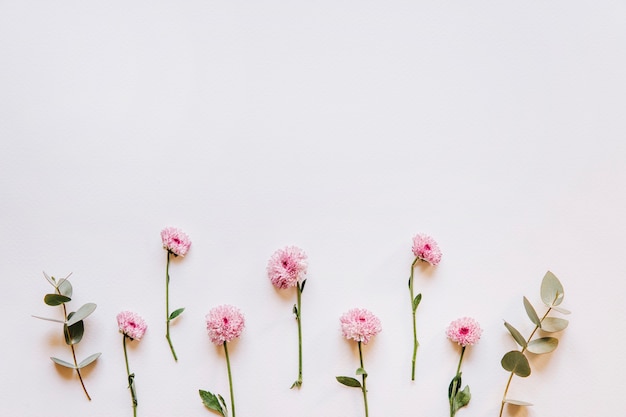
[
  {"x1": 66, "y1": 303, "x2": 96, "y2": 327},
  {"x1": 64, "y1": 314, "x2": 84, "y2": 345},
  {"x1": 58, "y1": 279, "x2": 73, "y2": 298},
  {"x1": 540, "y1": 271, "x2": 564, "y2": 307},
  {"x1": 44, "y1": 294, "x2": 71, "y2": 306},
  {"x1": 501, "y1": 350, "x2": 531, "y2": 377},
  {"x1": 504, "y1": 398, "x2": 533, "y2": 406},
  {"x1": 541, "y1": 317, "x2": 569, "y2": 333},
  {"x1": 527, "y1": 337, "x2": 558, "y2": 354},
  {"x1": 504, "y1": 321, "x2": 527, "y2": 348},
  {"x1": 523, "y1": 297, "x2": 541, "y2": 327}
]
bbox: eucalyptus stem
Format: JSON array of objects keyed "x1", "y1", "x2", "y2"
[
  {"x1": 292, "y1": 282, "x2": 303, "y2": 388},
  {"x1": 224, "y1": 341, "x2": 236, "y2": 417},
  {"x1": 358, "y1": 341, "x2": 369, "y2": 417},
  {"x1": 498, "y1": 307, "x2": 552, "y2": 417},
  {"x1": 123, "y1": 335, "x2": 137, "y2": 417},
  {"x1": 165, "y1": 252, "x2": 178, "y2": 361},
  {"x1": 409, "y1": 257, "x2": 419, "y2": 380}
]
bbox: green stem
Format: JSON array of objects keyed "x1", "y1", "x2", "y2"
[
  {"x1": 409, "y1": 257, "x2": 419, "y2": 380},
  {"x1": 224, "y1": 342, "x2": 236, "y2": 417},
  {"x1": 358, "y1": 341, "x2": 369, "y2": 417},
  {"x1": 165, "y1": 252, "x2": 178, "y2": 361},
  {"x1": 123, "y1": 335, "x2": 137, "y2": 417},
  {"x1": 450, "y1": 346, "x2": 466, "y2": 417},
  {"x1": 292, "y1": 283, "x2": 303, "y2": 388},
  {"x1": 499, "y1": 307, "x2": 552, "y2": 417}
]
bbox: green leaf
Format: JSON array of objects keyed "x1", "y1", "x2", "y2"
[
  {"x1": 504, "y1": 321, "x2": 527, "y2": 348},
  {"x1": 523, "y1": 297, "x2": 541, "y2": 327},
  {"x1": 78, "y1": 352, "x2": 101, "y2": 369},
  {"x1": 199, "y1": 390, "x2": 226, "y2": 417},
  {"x1": 527, "y1": 337, "x2": 558, "y2": 354},
  {"x1": 66, "y1": 303, "x2": 96, "y2": 326},
  {"x1": 169, "y1": 308, "x2": 185, "y2": 321},
  {"x1": 50, "y1": 356, "x2": 76, "y2": 369},
  {"x1": 58, "y1": 279, "x2": 72, "y2": 298},
  {"x1": 541, "y1": 317, "x2": 569, "y2": 333},
  {"x1": 501, "y1": 350, "x2": 531, "y2": 377},
  {"x1": 541, "y1": 271, "x2": 564, "y2": 307},
  {"x1": 412, "y1": 293, "x2": 422, "y2": 312},
  {"x1": 64, "y1": 315, "x2": 84, "y2": 345},
  {"x1": 448, "y1": 374, "x2": 462, "y2": 399},
  {"x1": 292, "y1": 304, "x2": 298, "y2": 316},
  {"x1": 44, "y1": 294, "x2": 71, "y2": 306},
  {"x1": 336, "y1": 376, "x2": 361, "y2": 388},
  {"x1": 504, "y1": 398, "x2": 533, "y2": 406},
  {"x1": 43, "y1": 272, "x2": 56, "y2": 287},
  {"x1": 32, "y1": 315, "x2": 65, "y2": 323},
  {"x1": 300, "y1": 279, "x2": 306, "y2": 293},
  {"x1": 551, "y1": 305, "x2": 571, "y2": 315},
  {"x1": 454, "y1": 385, "x2": 471, "y2": 410},
  {"x1": 356, "y1": 367, "x2": 367, "y2": 376}
]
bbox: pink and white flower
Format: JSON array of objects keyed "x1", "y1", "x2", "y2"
[
  {"x1": 446, "y1": 317, "x2": 482, "y2": 347},
  {"x1": 340, "y1": 308, "x2": 382, "y2": 345},
  {"x1": 117, "y1": 311, "x2": 148, "y2": 341},
  {"x1": 206, "y1": 305, "x2": 245, "y2": 345},
  {"x1": 267, "y1": 246, "x2": 308, "y2": 289},
  {"x1": 412, "y1": 233, "x2": 442, "y2": 265},
  {"x1": 161, "y1": 226, "x2": 191, "y2": 257}
]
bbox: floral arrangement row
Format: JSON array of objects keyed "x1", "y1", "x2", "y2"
[{"x1": 33, "y1": 227, "x2": 570, "y2": 417}]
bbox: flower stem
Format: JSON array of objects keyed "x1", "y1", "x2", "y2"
[
  {"x1": 358, "y1": 341, "x2": 369, "y2": 417},
  {"x1": 123, "y1": 335, "x2": 138, "y2": 417},
  {"x1": 224, "y1": 341, "x2": 236, "y2": 417},
  {"x1": 292, "y1": 282, "x2": 303, "y2": 389},
  {"x1": 165, "y1": 252, "x2": 178, "y2": 361},
  {"x1": 449, "y1": 346, "x2": 466, "y2": 417},
  {"x1": 498, "y1": 307, "x2": 552, "y2": 417},
  {"x1": 409, "y1": 257, "x2": 419, "y2": 380}
]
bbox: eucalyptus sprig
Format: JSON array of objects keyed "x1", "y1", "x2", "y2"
[
  {"x1": 32, "y1": 272, "x2": 101, "y2": 400},
  {"x1": 499, "y1": 271, "x2": 570, "y2": 416}
]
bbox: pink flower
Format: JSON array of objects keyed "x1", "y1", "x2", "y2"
[
  {"x1": 161, "y1": 226, "x2": 191, "y2": 257},
  {"x1": 267, "y1": 246, "x2": 308, "y2": 289},
  {"x1": 206, "y1": 305, "x2": 245, "y2": 345},
  {"x1": 340, "y1": 308, "x2": 382, "y2": 345},
  {"x1": 117, "y1": 311, "x2": 148, "y2": 341},
  {"x1": 412, "y1": 233, "x2": 442, "y2": 265},
  {"x1": 446, "y1": 317, "x2": 482, "y2": 347}
]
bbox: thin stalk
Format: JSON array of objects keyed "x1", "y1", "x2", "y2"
[
  {"x1": 224, "y1": 342, "x2": 236, "y2": 417},
  {"x1": 165, "y1": 252, "x2": 178, "y2": 361},
  {"x1": 358, "y1": 341, "x2": 369, "y2": 417},
  {"x1": 409, "y1": 257, "x2": 419, "y2": 380},
  {"x1": 292, "y1": 283, "x2": 303, "y2": 388},
  {"x1": 498, "y1": 307, "x2": 552, "y2": 417},
  {"x1": 123, "y1": 335, "x2": 137, "y2": 417},
  {"x1": 57, "y1": 287, "x2": 91, "y2": 401},
  {"x1": 449, "y1": 346, "x2": 466, "y2": 417}
]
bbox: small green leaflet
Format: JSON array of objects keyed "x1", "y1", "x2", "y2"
[
  {"x1": 523, "y1": 297, "x2": 541, "y2": 328},
  {"x1": 199, "y1": 390, "x2": 227, "y2": 417},
  {"x1": 541, "y1": 317, "x2": 569, "y2": 332},
  {"x1": 64, "y1": 317, "x2": 84, "y2": 345},
  {"x1": 78, "y1": 352, "x2": 101, "y2": 369},
  {"x1": 356, "y1": 367, "x2": 367, "y2": 376},
  {"x1": 540, "y1": 271, "x2": 564, "y2": 307},
  {"x1": 169, "y1": 308, "x2": 185, "y2": 321},
  {"x1": 413, "y1": 293, "x2": 422, "y2": 312},
  {"x1": 50, "y1": 356, "x2": 77, "y2": 369},
  {"x1": 501, "y1": 350, "x2": 531, "y2": 377},
  {"x1": 66, "y1": 303, "x2": 97, "y2": 327},
  {"x1": 504, "y1": 398, "x2": 533, "y2": 406},
  {"x1": 527, "y1": 337, "x2": 558, "y2": 354},
  {"x1": 44, "y1": 294, "x2": 71, "y2": 306},
  {"x1": 58, "y1": 279, "x2": 72, "y2": 298},
  {"x1": 336, "y1": 376, "x2": 361, "y2": 388},
  {"x1": 503, "y1": 321, "x2": 527, "y2": 348}
]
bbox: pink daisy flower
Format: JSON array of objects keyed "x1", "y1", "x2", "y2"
[
  {"x1": 412, "y1": 233, "x2": 442, "y2": 265},
  {"x1": 161, "y1": 226, "x2": 191, "y2": 257},
  {"x1": 267, "y1": 246, "x2": 308, "y2": 289},
  {"x1": 340, "y1": 308, "x2": 382, "y2": 345},
  {"x1": 446, "y1": 317, "x2": 482, "y2": 347},
  {"x1": 206, "y1": 305, "x2": 245, "y2": 345},
  {"x1": 117, "y1": 311, "x2": 148, "y2": 341}
]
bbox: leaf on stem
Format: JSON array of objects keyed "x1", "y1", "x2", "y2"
[
  {"x1": 356, "y1": 367, "x2": 367, "y2": 376},
  {"x1": 44, "y1": 294, "x2": 71, "y2": 306},
  {"x1": 50, "y1": 356, "x2": 77, "y2": 369},
  {"x1": 526, "y1": 337, "x2": 558, "y2": 354},
  {"x1": 413, "y1": 293, "x2": 422, "y2": 312},
  {"x1": 66, "y1": 303, "x2": 96, "y2": 326},
  {"x1": 540, "y1": 271, "x2": 564, "y2": 307},
  {"x1": 523, "y1": 297, "x2": 541, "y2": 327},
  {"x1": 293, "y1": 304, "x2": 298, "y2": 316},
  {"x1": 504, "y1": 321, "x2": 527, "y2": 348},
  {"x1": 64, "y1": 313, "x2": 84, "y2": 345},
  {"x1": 32, "y1": 315, "x2": 65, "y2": 323},
  {"x1": 58, "y1": 279, "x2": 72, "y2": 298},
  {"x1": 336, "y1": 376, "x2": 362, "y2": 388},
  {"x1": 199, "y1": 390, "x2": 227, "y2": 417},
  {"x1": 504, "y1": 398, "x2": 533, "y2": 406},
  {"x1": 453, "y1": 385, "x2": 471, "y2": 411},
  {"x1": 501, "y1": 350, "x2": 531, "y2": 377},
  {"x1": 78, "y1": 352, "x2": 101, "y2": 369},
  {"x1": 541, "y1": 317, "x2": 569, "y2": 333},
  {"x1": 300, "y1": 279, "x2": 306, "y2": 293},
  {"x1": 43, "y1": 272, "x2": 56, "y2": 287},
  {"x1": 551, "y1": 305, "x2": 571, "y2": 315},
  {"x1": 169, "y1": 308, "x2": 185, "y2": 321}
]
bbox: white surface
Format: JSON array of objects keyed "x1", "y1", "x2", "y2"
[{"x1": 1, "y1": 1, "x2": 625, "y2": 416}]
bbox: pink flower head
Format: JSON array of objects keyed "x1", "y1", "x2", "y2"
[
  {"x1": 267, "y1": 246, "x2": 308, "y2": 289},
  {"x1": 340, "y1": 308, "x2": 382, "y2": 345},
  {"x1": 161, "y1": 226, "x2": 191, "y2": 257},
  {"x1": 446, "y1": 317, "x2": 482, "y2": 347},
  {"x1": 412, "y1": 233, "x2": 442, "y2": 265},
  {"x1": 117, "y1": 311, "x2": 148, "y2": 341},
  {"x1": 206, "y1": 305, "x2": 245, "y2": 345}
]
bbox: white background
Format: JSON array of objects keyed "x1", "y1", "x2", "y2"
[{"x1": 1, "y1": 1, "x2": 625, "y2": 416}]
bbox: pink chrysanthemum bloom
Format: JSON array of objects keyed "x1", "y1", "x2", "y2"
[
  {"x1": 161, "y1": 226, "x2": 191, "y2": 257},
  {"x1": 340, "y1": 308, "x2": 382, "y2": 345},
  {"x1": 446, "y1": 317, "x2": 482, "y2": 347},
  {"x1": 206, "y1": 305, "x2": 245, "y2": 345},
  {"x1": 412, "y1": 233, "x2": 442, "y2": 265},
  {"x1": 267, "y1": 246, "x2": 308, "y2": 289},
  {"x1": 117, "y1": 311, "x2": 148, "y2": 341}
]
